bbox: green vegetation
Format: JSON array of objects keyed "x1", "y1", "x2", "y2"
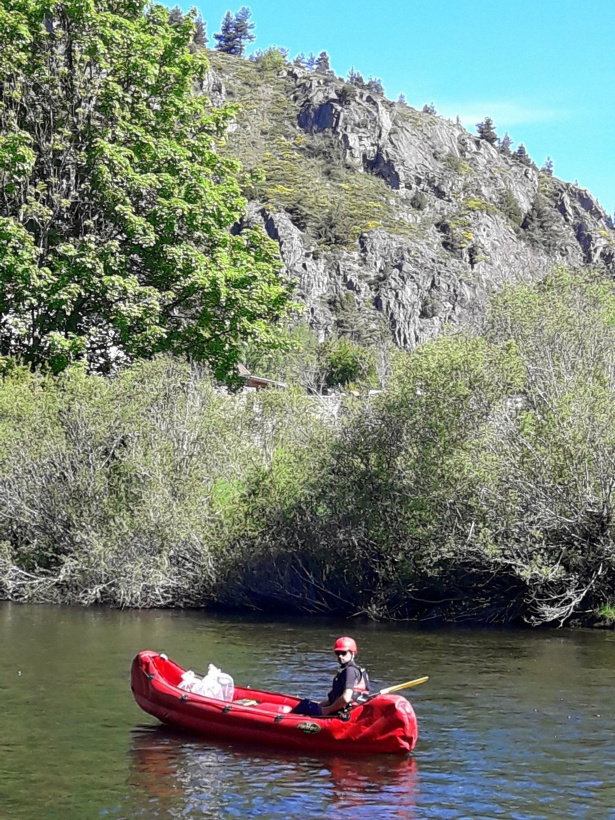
[
  {"x1": 243, "y1": 321, "x2": 381, "y2": 394},
  {"x1": 0, "y1": 0, "x2": 293, "y2": 380},
  {"x1": 1, "y1": 3, "x2": 613, "y2": 627},
  {"x1": 2, "y1": 271, "x2": 615, "y2": 626},
  {"x1": 438, "y1": 198, "x2": 499, "y2": 255},
  {"x1": 463, "y1": 198, "x2": 499, "y2": 215},
  {"x1": 251, "y1": 138, "x2": 417, "y2": 247},
  {"x1": 209, "y1": 54, "x2": 416, "y2": 248},
  {"x1": 214, "y1": 6, "x2": 255, "y2": 56},
  {"x1": 522, "y1": 193, "x2": 567, "y2": 251},
  {"x1": 499, "y1": 189, "x2": 524, "y2": 228},
  {"x1": 514, "y1": 143, "x2": 536, "y2": 168},
  {"x1": 476, "y1": 117, "x2": 498, "y2": 145},
  {"x1": 444, "y1": 154, "x2": 473, "y2": 175}
]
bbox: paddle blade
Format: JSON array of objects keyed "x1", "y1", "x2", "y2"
[{"x1": 379, "y1": 676, "x2": 429, "y2": 695}]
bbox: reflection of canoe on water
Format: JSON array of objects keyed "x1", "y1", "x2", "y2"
[
  {"x1": 128, "y1": 724, "x2": 420, "y2": 816},
  {"x1": 131, "y1": 651, "x2": 419, "y2": 755}
]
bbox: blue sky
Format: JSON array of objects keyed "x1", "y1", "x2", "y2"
[{"x1": 178, "y1": 0, "x2": 615, "y2": 214}]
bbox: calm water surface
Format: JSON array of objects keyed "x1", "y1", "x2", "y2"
[{"x1": 1, "y1": 603, "x2": 614, "y2": 819}]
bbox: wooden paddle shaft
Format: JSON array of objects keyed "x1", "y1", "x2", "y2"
[{"x1": 378, "y1": 676, "x2": 429, "y2": 696}]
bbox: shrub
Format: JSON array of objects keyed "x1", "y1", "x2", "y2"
[
  {"x1": 321, "y1": 338, "x2": 376, "y2": 388},
  {"x1": 250, "y1": 47, "x2": 289, "y2": 72},
  {"x1": 499, "y1": 189, "x2": 523, "y2": 228}
]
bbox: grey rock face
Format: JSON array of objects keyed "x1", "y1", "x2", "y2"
[
  {"x1": 218, "y1": 62, "x2": 615, "y2": 349},
  {"x1": 202, "y1": 69, "x2": 226, "y2": 108}
]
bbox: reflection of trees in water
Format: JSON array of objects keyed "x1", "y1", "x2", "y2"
[{"x1": 126, "y1": 725, "x2": 419, "y2": 818}]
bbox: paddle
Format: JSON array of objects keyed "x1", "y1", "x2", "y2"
[
  {"x1": 358, "y1": 675, "x2": 429, "y2": 705},
  {"x1": 377, "y1": 676, "x2": 429, "y2": 695}
]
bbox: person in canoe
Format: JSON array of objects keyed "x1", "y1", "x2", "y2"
[{"x1": 291, "y1": 636, "x2": 370, "y2": 716}]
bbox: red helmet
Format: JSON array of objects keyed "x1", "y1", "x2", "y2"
[{"x1": 333, "y1": 636, "x2": 357, "y2": 654}]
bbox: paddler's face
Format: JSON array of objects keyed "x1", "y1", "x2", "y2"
[{"x1": 335, "y1": 649, "x2": 351, "y2": 665}]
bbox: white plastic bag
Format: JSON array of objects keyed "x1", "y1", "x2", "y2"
[
  {"x1": 178, "y1": 670, "x2": 198, "y2": 691},
  {"x1": 192, "y1": 664, "x2": 234, "y2": 701}
]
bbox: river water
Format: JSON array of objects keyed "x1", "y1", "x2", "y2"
[{"x1": 1, "y1": 603, "x2": 614, "y2": 819}]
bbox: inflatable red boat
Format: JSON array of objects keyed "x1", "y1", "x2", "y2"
[{"x1": 131, "y1": 651, "x2": 419, "y2": 755}]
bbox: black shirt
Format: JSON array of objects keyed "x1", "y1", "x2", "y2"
[{"x1": 327, "y1": 661, "x2": 362, "y2": 704}]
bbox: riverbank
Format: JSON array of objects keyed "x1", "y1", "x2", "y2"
[{"x1": 2, "y1": 272, "x2": 615, "y2": 627}]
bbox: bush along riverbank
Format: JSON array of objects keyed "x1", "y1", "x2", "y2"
[{"x1": 1, "y1": 270, "x2": 615, "y2": 627}]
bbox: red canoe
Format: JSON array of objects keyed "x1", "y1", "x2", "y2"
[{"x1": 131, "y1": 651, "x2": 419, "y2": 755}]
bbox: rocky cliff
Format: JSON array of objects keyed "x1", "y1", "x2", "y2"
[{"x1": 209, "y1": 53, "x2": 615, "y2": 350}]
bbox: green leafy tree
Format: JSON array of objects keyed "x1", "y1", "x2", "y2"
[
  {"x1": 250, "y1": 46, "x2": 288, "y2": 71},
  {"x1": 0, "y1": 0, "x2": 292, "y2": 379}
]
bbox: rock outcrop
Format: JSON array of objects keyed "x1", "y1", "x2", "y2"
[{"x1": 211, "y1": 57, "x2": 615, "y2": 349}]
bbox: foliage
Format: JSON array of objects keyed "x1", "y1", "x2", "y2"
[
  {"x1": 598, "y1": 603, "x2": 615, "y2": 624},
  {"x1": 214, "y1": 6, "x2": 255, "y2": 56},
  {"x1": 522, "y1": 194, "x2": 566, "y2": 251},
  {"x1": 366, "y1": 77, "x2": 385, "y2": 95},
  {"x1": 168, "y1": 5, "x2": 183, "y2": 24},
  {"x1": 0, "y1": 0, "x2": 293, "y2": 381},
  {"x1": 0, "y1": 356, "x2": 333, "y2": 606},
  {"x1": 476, "y1": 117, "x2": 498, "y2": 145},
  {"x1": 437, "y1": 198, "x2": 498, "y2": 257},
  {"x1": 443, "y1": 154, "x2": 472, "y2": 175},
  {"x1": 463, "y1": 198, "x2": 499, "y2": 215},
  {"x1": 478, "y1": 269, "x2": 615, "y2": 623},
  {"x1": 321, "y1": 337, "x2": 376, "y2": 388},
  {"x1": 243, "y1": 321, "x2": 382, "y2": 393},
  {"x1": 193, "y1": 15, "x2": 207, "y2": 46},
  {"x1": 541, "y1": 156, "x2": 554, "y2": 177},
  {"x1": 2, "y1": 272, "x2": 615, "y2": 624},
  {"x1": 347, "y1": 67, "x2": 366, "y2": 87},
  {"x1": 499, "y1": 133, "x2": 513, "y2": 155},
  {"x1": 314, "y1": 51, "x2": 332, "y2": 74},
  {"x1": 168, "y1": 1, "x2": 206, "y2": 43},
  {"x1": 248, "y1": 136, "x2": 417, "y2": 247},
  {"x1": 250, "y1": 47, "x2": 289, "y2": 72},
  {"x1": 514, "y1": 143, "x2": 535, "y2": 167},
  {"x1": 499, "y1": 189, "x2": 523, "y2": 228},
  {"x1": 227, "y1": 272, "x2": 615, "y2": 624},
  {"x1": 208, "y1": 50, "x2": 299, "y2": 169}
]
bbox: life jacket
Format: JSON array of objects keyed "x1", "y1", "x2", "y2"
[
  {"x1": 329, "y1": 660, "x2": 370, "y2": 704},
  {"x1": 352, "y1": 665, "x2": 370, "y2": 701}
]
